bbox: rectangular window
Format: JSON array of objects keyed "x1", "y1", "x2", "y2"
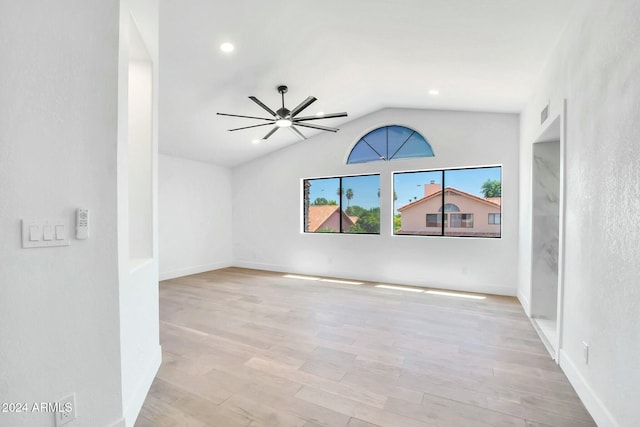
[
  {"x1": 303, "y1": 174, "x2": 380, "y2": 234},
  {"x1": 426, "y1": 213, "x2": 442, "y2": 227},
  {"x1": 394, "y1": 170, "x2": 442, "y2": 235},
  {"x1": 449, "y1": 213, "x2": 474, "y2": 228},
  {"x1": 394, "y1": 166, "x2": 501, "y2": 238}
]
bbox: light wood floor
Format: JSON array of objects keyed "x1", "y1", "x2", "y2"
[{"x1": 135, "y1": 267, "x2": 596, "y2": 427}]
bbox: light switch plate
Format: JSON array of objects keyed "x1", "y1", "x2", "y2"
[{"x1": 22, "y1": 220, "x2": 70, "y2": 248}]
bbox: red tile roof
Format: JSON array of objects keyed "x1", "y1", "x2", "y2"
[
  {"x1": 308, "y1": 205, "x2": 337, "y2": 231},
  {"x1": 307, "y1": 205, "x2": 355, "y2": 232}
]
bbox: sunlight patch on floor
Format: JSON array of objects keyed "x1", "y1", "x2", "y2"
[
  {"x1": 426, "y1": 290, "x2": 486, "y2": 300},
  {"x1": 375, "y1": 284, "x2": 424, "y2": 293},
  {"x1": 283, "y1": 274, "x2": 362, "y2": 285}
]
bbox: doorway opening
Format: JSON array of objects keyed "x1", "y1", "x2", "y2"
[{"x1": 530, "y1": 114, "x2": 563, "y2": 358}]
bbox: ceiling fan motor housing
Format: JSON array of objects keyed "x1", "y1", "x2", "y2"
[
  {"x1": 277, "y1": 107, "x2": 291, "y2": 118},
  {"x1": 217, "y1": 84, "x2": 347, "y2": 140}
]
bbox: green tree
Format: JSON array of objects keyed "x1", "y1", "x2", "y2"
[
  {"x1": 345, "y1": 188, "x2": 354, "y2": 208},
  {"x1": 349, "y1": 207, "x2": 380, "y2": 233},
  {"x1": 394, "y1": 214, "x2": 402, "y2": 232},
  {"x1": 480, "y1": 179, "x2": 501, "y2": 197},
  {"x1": 312, "y1": 197, "x2": 337, "y2": 205},
  {"x1": 345, "y1": 205, "x2": 366, "y2": 217},
  {"x1": 316, "y1": 227, "x2": 336, "y2": 233}
]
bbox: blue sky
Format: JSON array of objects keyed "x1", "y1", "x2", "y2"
[
  {"x1": 394, "y1": 167, "x2": 501, "y2": 212},
  {"x1": 306, "y1": 167, "x2": 501, "y2": 212},
  {"x1": 307, "y1": 175, "x2": 380, "y2": 209}
]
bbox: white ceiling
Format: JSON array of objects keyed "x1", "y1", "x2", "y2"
[{"x1": 159, "y1": 0, "x2": 577, "y2": 167}]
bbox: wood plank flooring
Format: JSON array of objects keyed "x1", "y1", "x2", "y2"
[{"x1": 135, "y1": 267, "x2": 596, "y2": 427}]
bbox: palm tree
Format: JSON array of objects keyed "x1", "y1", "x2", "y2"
[
  {"x1": 481, "y1": 179, "x2": 501, "y2": 197},
  {"x1": 346, "y1": 188, "x2": 354, "y2": 208}
]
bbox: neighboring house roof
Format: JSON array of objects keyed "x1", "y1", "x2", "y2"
[
  {"x1": 485, "y1": 197, "x2": 501, "y2": 206},
  {"x1": 397, "y1": 187, "x2": 501, "y2": 212},
  {"x1": 308, "y1": 205, "x2": 356, "y2": 231},
  {"x1": 348, "y1": 216, "x2": 359, "y2": 223}
]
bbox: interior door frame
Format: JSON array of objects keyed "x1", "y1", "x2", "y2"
[{"x1": 529, "y1": 99, "x2": 567, "y2": 361}]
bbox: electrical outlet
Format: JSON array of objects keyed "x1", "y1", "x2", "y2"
[
  {"x1": 55, "y1": 393, "x2": 76, "y2": 427},
  {"x1": 582, "y1": 341, "x2": 589, "y2": 364}
]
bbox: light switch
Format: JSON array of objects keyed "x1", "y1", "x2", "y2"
[
  {"x1": 22, "y1": 219, "x2": 69, "y2": 249},
  {"x1": 43, "y1": 225, "x2": 54, "y2": 241},
  {"x1": 29, "y1": 225, "x2": 40, "y2": 241},
  {"x1": 55, "y1": 225, "x2": 66, "y2": 240}
]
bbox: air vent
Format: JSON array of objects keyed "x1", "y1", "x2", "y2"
[{"x1": 541, "y1": 103, "x2": 550, "y2": 124}]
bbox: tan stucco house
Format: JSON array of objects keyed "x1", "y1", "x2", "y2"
[{"x1": 397, "y1": 183, "x2": 501, "y2": 237}]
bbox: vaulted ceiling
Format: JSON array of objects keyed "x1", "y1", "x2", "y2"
[{"x1": 159, "y1": 0, "x2": 577, "y2": 166}]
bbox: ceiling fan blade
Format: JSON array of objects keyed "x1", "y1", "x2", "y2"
[
  {"x1": 289, "y1": 96, "x2": 317, "y2": 118},
  {"x1": 288, "y1": 126, "x2": 306, "y2": 141},
  {"x1": 228, "y1": 122, "x2": 275, "y2": 131},
  {"x1": 294, "y1": 122, "x2": 339, "y2": 132},
  {"x1": 262, "y1": 126, "x2": 279, "y2": 140},
  {"x1": 293, "y1": 112, "x2": 348, "y2": 122},
  {"x1": 249, "y1": 96, "x2": 278, "y2": 117},
  {"x1": 217, "y1": 112, "x2": 274, "y2": 121}
]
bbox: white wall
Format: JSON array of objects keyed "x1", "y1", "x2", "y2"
[
  {"x1": 116, "y1": 1, "x2": 160, "y2": 426},
  {"x1": 233, "y1": 108, "x2": 519, "y2": 295},
  {"x1": 0, "y1": 2, "x2": 124, "y2": 426},
  {"x1": 158, "y1": 154, "x2": 233, "y2": 280},
  {"x1": 518, "y1": 1, "x2": 640, "y2": 425}
]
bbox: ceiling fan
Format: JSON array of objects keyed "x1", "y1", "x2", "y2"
[{"x1": 217, "y1": 85, "x2": 348, "y2": 141}]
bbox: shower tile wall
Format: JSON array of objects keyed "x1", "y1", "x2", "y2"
[{"x1": 531, "y1": 141, "x2": 560, "y2": 319}]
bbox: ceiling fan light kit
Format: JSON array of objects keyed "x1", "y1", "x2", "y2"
[{"x1": 217, "y1": 85, "x2": 347, "y2": 141}]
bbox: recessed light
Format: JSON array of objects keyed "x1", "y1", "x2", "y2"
[
  {"x1": 220, "y1": 42, "x2": 234, "y2": 53},
  {"x1": 428, "y1": 89, "x2": 440, "y2": 96},
  {"x1": 316, "y1": 111, "x2": 325, "y2": 117},
  {"x1": 251, "y1": 139, "x2": 262, "y2": 144}
]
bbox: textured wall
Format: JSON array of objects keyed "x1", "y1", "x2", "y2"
[
  {"x1": 0, "y1": 2, "x2": 124, "y2": 426},
  {"x1": 233, "y1": 108, "x2": 519, "y2": 295},
  {"x1": 519, "y1": 0, "x2": 640, "y2": 425}
]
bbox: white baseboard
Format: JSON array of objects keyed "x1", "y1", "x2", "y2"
[
  {"x1": 123, "y1": 344, "x2": 162, "y2": 427},
  {"x1": 517, "y1": 289, "x2": 531, "y2": 316},
  {"x1": 232, "y1": 260, "x2": 286, "y2": 273},
  {"x1": 159, "y1": 262, "x2": 232, "y2": 281},
  {"x1": 530, "y1": 317, "x2": 557, "y2": 361},
  {"x1": 559, "y1": 350, "x2": 619, "y2": 427},
  {"x1": 233, "y1": 261, "x2": 515, "y2": 296},
  {"x1": 108, "y1": 418, "x2": 126, "y2": 427}
]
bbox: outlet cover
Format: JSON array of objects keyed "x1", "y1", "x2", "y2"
[
  {"x1": 582, "y1": 341, "x2": 589, "y2": 364},
  {"x1": 55, "y1": 393, "x2": 76, "y2": 426}
]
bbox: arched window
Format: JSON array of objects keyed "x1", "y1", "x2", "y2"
[
  {"x1": 439, "y1": 203, "x2": 460, "y2": 212},
  {"x1": 347, "y1": 125, "x2": 434, "y2": 164}
]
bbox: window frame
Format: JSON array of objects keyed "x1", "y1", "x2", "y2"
[
  {"x1": 393, "y1": 165, "x2": 502, "y2": 239},
  {"x1": 302, "y1": 173, "x2": 381, "y2": 235},
  {"x1": 347, "y1": 125, "x2": 434, "y2": 164}
]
